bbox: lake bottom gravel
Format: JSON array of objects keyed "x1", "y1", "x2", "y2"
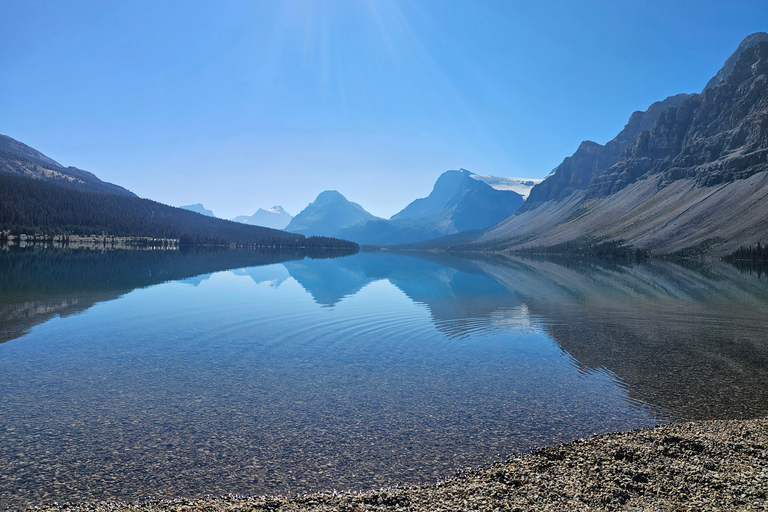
[{"x1": 18, "y1": 419, "x2": 768, "y2": 512}]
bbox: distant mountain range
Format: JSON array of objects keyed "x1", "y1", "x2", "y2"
[
  {"x1": 417, "y1": 32, "x2": 768, "y2": 257},
  {"x1": 4, "y1": 33, "x2": 766, "y2": 256},
  {"x1": 233, "y1": 206, "x2": 293, "y2": 230},
  {"x1": 180, "y1": 203, "x2": 216, "y2": 217},
  {"x1": 287, "y1": 169, "x2": 534, "y2": 245}
]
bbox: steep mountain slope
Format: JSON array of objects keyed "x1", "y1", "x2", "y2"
[
  {"x1": 474, "y1": 33, "x2": 768, "y2": 256},
  {"x1": 0, "y1": 134, "x2": 135, "y2": 196},
  {"x1": 233, "y1": 206, "x2": 293, "y2": 229},
  {"x1": 518, "y1": 94, "x2": 691, "y2": 213},
  {"x1": 341, "y1": 170, "x2": 525, "y2": 246},
  {"x1": 704, "y1": 32, "x2": 768, "y2": 90},
  {"x1": 285, "y1": 190, "x2": 381, "y2": 238},
  {"x1": 180, "y1": 203, "x2": 216, "y2": 217}
]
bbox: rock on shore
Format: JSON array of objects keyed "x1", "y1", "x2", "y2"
[{"x1": 29, "y1": 419, "x2": 767, "y2": 512}]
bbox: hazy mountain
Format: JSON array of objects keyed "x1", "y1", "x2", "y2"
[
  {"x1": 0, "y1": 134, "x2": 136, "y2": 197},
  {"x1": 285, "y1": 190, "x2": 381, "y2": 238},
  {"x1": 450, "y1": 33, "x2": 768, "y2": 257},
  {"x1": 180, "y1": 203, "x2": 216, "y2": 217},
  {"x1": 233, "y1": 206, "x2": 293, "y2": 230},
  {"x1": 340, "y1": 169, "x2": 525, "y2": 246}
]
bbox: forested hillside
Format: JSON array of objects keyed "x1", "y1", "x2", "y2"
[{"x1": 0, "y1": 172, "x2": 356, "y2": 248}]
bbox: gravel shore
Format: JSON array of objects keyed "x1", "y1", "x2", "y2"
[{"x1": 23, "y1": 419, "x2": 768, "y2": 512}]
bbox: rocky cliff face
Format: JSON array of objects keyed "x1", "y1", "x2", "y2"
[
  {"x1": 704, "y1": 32, "x2": 768, "y2": 90},
  {"x1": 519, "y1": 94, "x2": 690, "y2": 212},
  {"x1": 473, "y1": 33, "x2": 768, "y2": 256},
  {"x1": 589, "y1": 40, "x2": 768, "y2": 197}
]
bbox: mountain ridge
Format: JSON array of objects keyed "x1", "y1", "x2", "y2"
[
  {"x1": 340, "y1": 169, "x2": 525, "y2": 246},
  {"x1": 470, "y1": 33, "x2": 768, "y2": 256},
  {"x1": 0, "y1": 134, "x2": 136, "y2": 197}
]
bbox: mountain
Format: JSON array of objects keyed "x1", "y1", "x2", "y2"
[
  {"x1": 0, "y1": 134, "x2": 135, "y2": 197},
  {"x1": 0, "y1": 137, "x2": 358, "y2": 249},
  {"x1": 233, "y1": 206, "x2": 293, "y2": 230},
  {"x1": 339, "y1": 169, "x2": 525, "y2": 246},
  {"x1": 517, "y1": 93, "x2": 692, "y2": 213},
  {"x1": 285, "y1": 190, "x2": 381, "y2": 238},
  {"x1": 704, "y1": 32, "x2": 768, "y2": 90},
  {"x1": 180, "y1": 203, "x2": 216, "y2": 217},
  {"x1": 451, "y1": 33, "x2": 768, "y2": 257}
]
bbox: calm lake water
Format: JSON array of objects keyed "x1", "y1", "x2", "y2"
[{"x1": 1, "y1": 247, "x2": 767, "y2": 507}]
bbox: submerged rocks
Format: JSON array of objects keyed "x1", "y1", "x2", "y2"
[{"x1": 27, "y1": 419, "x2": 768, "y2": 512}]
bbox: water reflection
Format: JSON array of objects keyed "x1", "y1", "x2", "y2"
[
  {"x1": 0, "y1": 246, "x2": 345, "y2": 344},
  {"x1": 476, "y1": 257, "x2": 768, "y2": 420},
  {"x1": 1, "y1": 247, "x2": 767, "y2": 507}
]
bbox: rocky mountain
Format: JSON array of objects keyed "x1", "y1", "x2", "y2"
[
  {"x1": 517, "y1": 93, "x2": 691, "y2": 213},
  {"x1": 464, "y1": 33, "x2": 768, "y2": 257},
  {"x1": 285, "y1": 190, "x2": 381, "y2": 238},
  {"x1": 340, "y1": 169, "x2": 526, "y2": 246},
  {"x1": 0, "y1": 134, "x2": 135, "y2": 196},
  {"x1": 180, "y1": 203, "x2": 216, "y2": 217},
  {"x1": 233, "y1": 206, "x2": 293, "y2": 230},
  {"x1": 704, "y1": 32, "x2": 768, "y2": 90}
]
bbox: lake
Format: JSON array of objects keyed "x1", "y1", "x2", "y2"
[{"x1": 1, "y1": 247, "x2": 767, "y2": 507}]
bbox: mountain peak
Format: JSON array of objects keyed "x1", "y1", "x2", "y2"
[
  {"x1": 704, "y1": 32, "x2": 768, "y2": 91},
  {"x1": 285, "y1": 191, "x2": 380, "y2": 237},
  {"x1": 314, "y1": 190, "x2": 347, "y2": 204}
]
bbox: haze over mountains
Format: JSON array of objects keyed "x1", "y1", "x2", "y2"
[
  {"x1": 233, "y1": 206, "x2": 293, "y2": 230},
  {"x1": 287, "y1": 169, "x2": 532, "y2": 246},
  {"x1": 1, "y1": 33, "x2": 766, "y2": 257}
]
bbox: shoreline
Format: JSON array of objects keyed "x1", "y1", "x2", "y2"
[{"x1": 17, "y1": 418, "x2": 767, "y2": 512}]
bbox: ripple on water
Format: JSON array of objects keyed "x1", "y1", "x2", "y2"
[{"x1": 6, "y1": 255, "x2": 765, "y2": 508}]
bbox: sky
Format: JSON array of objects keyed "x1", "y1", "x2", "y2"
[{"x1": 2, "y1": 1, "x2": 767, "y2": 219}]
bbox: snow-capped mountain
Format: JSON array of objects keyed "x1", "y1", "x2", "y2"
[{"x1": 233, "y1": 206, "x2": 293, "y2": 230}]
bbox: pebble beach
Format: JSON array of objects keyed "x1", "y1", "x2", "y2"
[{"x1": 22, "y1": 419, "x2": 767, "y2": 512}]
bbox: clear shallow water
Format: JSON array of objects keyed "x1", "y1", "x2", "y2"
[{"x1": 1, "y1": 248, "x2": 767, "y2": 507}]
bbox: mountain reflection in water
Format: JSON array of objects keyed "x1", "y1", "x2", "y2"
[{"x1": 1, "y1": 247, "x2": 767, "y2": 506}]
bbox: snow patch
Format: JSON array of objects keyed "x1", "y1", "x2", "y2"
[{"x1": 469, "y1": 174, "x2": 544, "y2": 200}]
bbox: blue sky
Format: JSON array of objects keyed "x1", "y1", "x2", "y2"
[{"x1": 2, "y1": 1, "x2": 766, "y2": 219}]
